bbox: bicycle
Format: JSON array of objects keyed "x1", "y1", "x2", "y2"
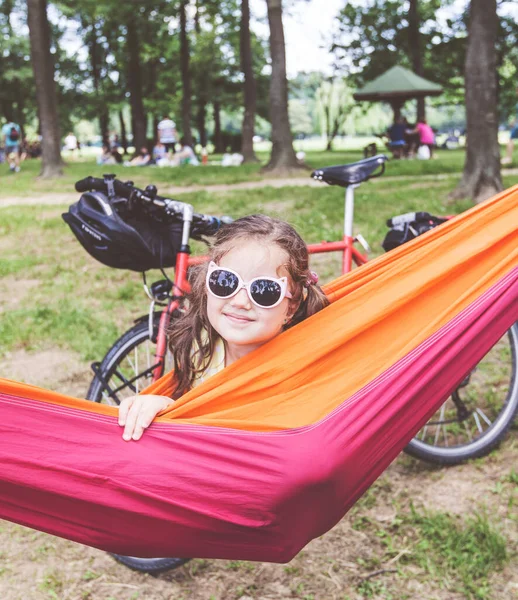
[{"x1": 71, "y1": 156, "x2": 517, "y2": 571}]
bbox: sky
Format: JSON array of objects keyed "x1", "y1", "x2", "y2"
[{"x1": 250, "y1": 0, "x2": 345, "y2": 77}]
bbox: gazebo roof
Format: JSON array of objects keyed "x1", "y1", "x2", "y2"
[{"x1": 353, "y1": 65, "x2": 443, "y2": 102}]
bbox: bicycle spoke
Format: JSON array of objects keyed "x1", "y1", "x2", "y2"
[
  {"x1": 472, "y1": 410, "x2": 484, "y2": 434},
  {"x1": 476, "y1": 407, "x2": 492, "y2": 427}
]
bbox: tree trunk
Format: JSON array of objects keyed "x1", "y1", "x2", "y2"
[
  {"x1": 100, "y1": 112, "x2": 109, "y2": 146},
  {"x1": 240, "y1": 0, "x2": 258, "y2": 162},
  {"x1": 213, "y1": 100, "x2": 224, "y2": 153},
  {"x1": 119, "y1": 110, "x2": 128, "y2": 153},
  {"x1": 27, "y1": 0, "x2": 63, "y2": 177},
  {"x1": 264, "y1": 0, "x2": 302, "y2": 171},
  {"x1": 180, "y1": 0, "x2": 194, "y2": 146},
  {"x1": 88, "y1": 23, "x2": 109, "y2": 147},
  {"x1": 408, "y1": 0, "x2": 425, "y2": 121},
  {"x1": 451, "y1": 0, "x2": 501, "y2": 203},
  {"x1": 126, "y1": 17, "x2": 147, "y2": 152},
  {"x1": 197, "y1": 101, "x2": 207, "y2": 147}
]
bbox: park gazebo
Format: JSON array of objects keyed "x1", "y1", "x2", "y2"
[{"x1": 353, "y1": 65, "x2": 443, "y2": 121}]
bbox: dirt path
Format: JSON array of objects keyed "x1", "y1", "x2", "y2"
[
  {"x1": 0, "y1": 179, "x2": 321, "y2": 208},
  {"x1": 3, "y1": 168, "x2": 518, "y2": 208},
  {"x1": 0, "y1": 173, "x2": 460, "y2": 208}
]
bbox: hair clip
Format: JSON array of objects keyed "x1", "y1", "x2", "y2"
[{"x1": 304, "y1": 271, "x2": 319, "y2": 287}]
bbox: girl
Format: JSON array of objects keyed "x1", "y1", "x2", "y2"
[{"x1": 118, "y1": 215, "x2": 329, "y2": 441}]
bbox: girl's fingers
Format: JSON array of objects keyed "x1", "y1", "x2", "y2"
[
  {"x1": 118, "y1": 396, "x2": 136, "y2": 426},
  {"x1": 122, "y1": 400, "x2": 142, "y2": 441}
]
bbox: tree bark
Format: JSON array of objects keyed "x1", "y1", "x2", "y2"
[
  {"x1": 89, "y1": 26, "x2": 109, "y2": 146},
  {"x1": 119, "y1": 110, "x2": 128, "y2": 153},
  {"x1": 451, "y1": 0, "x2": 501, "y2": 203},
  {"x1": 180, "y1": 0, "x2": 194, "y2": 146},
  {"x1": 240, "y1": 0, "x2": 258, "y2": 162},
  {"x1": 27, "y1": 0, "x2": 63, "y2": 177},
  {"x1": 126, "y1": 17, "x2": 147, "y2": 152},
  {"x1": 264, "y1": 0, "x2": 302, "y2": 171},
  {"x1": 197, "y1": 102, "x2": 207, "y2": 147},
  {"x1": 408, "y1": 0, "x2": 425, "y2": 121},
  {"x1": 213, "y1": 100, "x2": 224, "y2": 153}
]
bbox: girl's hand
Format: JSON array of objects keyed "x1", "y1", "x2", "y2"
[{"x1": 118, "y1": 394, "x2": 173, "y2": 441}]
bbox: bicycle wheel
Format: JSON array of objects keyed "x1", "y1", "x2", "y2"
[
  {"x1": 86, "y1": 316, "x2": 190, "y2": 573},
  {"x1": 405, "y1": 323, "x2": 518, "y2": 465},
  {"x1": 87, "y1": 315, "x2": 172, "y2": 405}
]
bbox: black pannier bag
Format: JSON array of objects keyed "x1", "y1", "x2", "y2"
[
  {"x1": 382, "y1": 211, "x2": 448, "y2": 252},
  {"x1": 62, "y1": 191, "x2": 183, "y2": 272}
]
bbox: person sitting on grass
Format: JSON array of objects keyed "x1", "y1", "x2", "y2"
[
  {"x1": 386, "y1": 116, "x2": 407, "y2": 159},
  {"x1": 128, "y1": 147, "x2": 152, "y2": 167},
  {"x1": 153, "y1": 141, "x2": 168, "y2": 163},
  {"x1": 172, "y1": 137, "x2": 200, "y2": 166},
  {"x1": 117, "y1": 215, "x2": 329, "y2": 440}
]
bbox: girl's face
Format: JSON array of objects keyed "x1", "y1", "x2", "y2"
[{"x1": 206, "y1": 240, "x2": 294, "y2": 363}]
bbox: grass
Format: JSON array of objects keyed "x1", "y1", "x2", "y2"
[
  {"x1": 403, "y1": 507, "x2": 508, "y2": 600},
  {"x1": 348, "y1": 503, "x2": 509, "y2": 600},
  {"x1": 1, "y1": 146, "x2": 517, "y2": 198}
]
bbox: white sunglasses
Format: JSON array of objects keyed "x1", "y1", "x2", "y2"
[{"x1": 206, "y1": 261, "x2": 293, "y2": 309}]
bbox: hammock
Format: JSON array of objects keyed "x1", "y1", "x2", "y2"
[{"x1": 0, "y1": 186, "x2": 517, "y2": 563}]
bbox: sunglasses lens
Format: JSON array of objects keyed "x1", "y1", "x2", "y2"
[
  {"x1": 250, "y1": 279, "x2": 282, "y2": 307},
  {"x1": 208, "y1": 269, "x2": 239, "y2": 297}
]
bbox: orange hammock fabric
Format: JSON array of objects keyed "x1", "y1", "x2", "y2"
[{"x1": 0, "y1": 185, "x2": 517, "y2": 561}]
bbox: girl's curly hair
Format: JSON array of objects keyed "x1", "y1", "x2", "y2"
[{"x1": 167, "y1": 214, "x2": 329, "y2": 398}]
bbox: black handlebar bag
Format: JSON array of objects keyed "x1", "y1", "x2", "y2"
[
  {"x1": 62, "y1": 191, "x2": 183, "y2": 272},
  {"x1": 382, "y1": 212, "x2": 447, "y2": 252}
]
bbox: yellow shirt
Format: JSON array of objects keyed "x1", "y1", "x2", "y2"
[{"x1": 191, "y1": 336, "x2": 226, "y2": 388}]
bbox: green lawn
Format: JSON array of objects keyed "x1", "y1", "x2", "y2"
[
  {"x1": 2, "y1": 173, "x2": 518, "y2": 362},
  {"x1": 1, "y1": 147, "x2": 516, "y2": 198}
]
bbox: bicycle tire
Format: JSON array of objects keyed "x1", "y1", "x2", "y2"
[
  {"x1": 404, "y1": 322, "x2": 518, "y2": 465},
  {"x1": 111, "y1": 554, "x2": 189, "y2": 573},
  {"x1": 86, "y1": 317, "x2": 190, "y2": 573}
]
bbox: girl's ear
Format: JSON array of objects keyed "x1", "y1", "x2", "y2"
[{"x1": 286, "y1": 297, "x2": 301, "y2": 321}]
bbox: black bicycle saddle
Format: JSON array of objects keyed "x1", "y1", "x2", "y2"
[{"x1": 311, "y1": 154, "x2": 388, "y2": 187}]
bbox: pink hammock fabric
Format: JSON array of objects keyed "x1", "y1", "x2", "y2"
[{"x1": 0, "y1": 186, "x2": 517, "y2": 562}]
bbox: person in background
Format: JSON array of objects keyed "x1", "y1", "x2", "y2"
[
  {"x1": 128, "y1": 147, "x2": 151, "y2": 166},
  {"x1": 386, "y1": 116, "x2": 407, "y2": 159},
  {"x1": 157, "y1": 116, "x2": 177, "y2": 154},
  {"x1": 409, "y1": 118, "x2": 436, "y2": 159},
  {"x1": 97, "y1": 145, "x2": 119, "y2": 165},
  {"x1": 2, "y1": 120, "x2": 22, "y2": 172},
  {"x1": 64, "y1": 131, "x2": 78, "y2": 155},
  {"x1": 171, "y1": 137, "x2": 200, "y2": 166},
  {"x1": 153, "y1": 141, "x2": 168, "y2": 163}
]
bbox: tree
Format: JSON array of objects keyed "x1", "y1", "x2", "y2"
[
  {"x1": 240, "y1": 0, "x2": 258, "y2": 162},
  {"x1": 408, "y1": 0, "x2": 425, "y2": 120},
  {"x1": 451, "y1": 0, "x2": 501, "y2": 203},
  {"x1": 264, "y1": 0, "x2": 301, "y2": 172},
  {"x1": 316, "y1": 78, "x2": 354, "y2": 151},
  {"x1": 27, "y1": 0, "x2": 63, "y2": 177},
  {"x1": 126, "y1": 14, "x2": 148, "y2": 152},
  {"x1": 0, "y1": 3, "x2": 36, "y2": 127},
  {"x1": 331, "y1": 0, "x2": 466, "y2": 111},
  {"x1": 179, "y1": 0, "x2": 194, "y2": 146}
]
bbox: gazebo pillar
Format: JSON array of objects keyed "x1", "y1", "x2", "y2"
[{"x1": 389, "y1": 99, "x2": 404, "y2": 121}]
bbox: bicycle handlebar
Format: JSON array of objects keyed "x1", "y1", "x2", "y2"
[{"x1": 75, "y1": 175, "x2": 232, "y2": 237}]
